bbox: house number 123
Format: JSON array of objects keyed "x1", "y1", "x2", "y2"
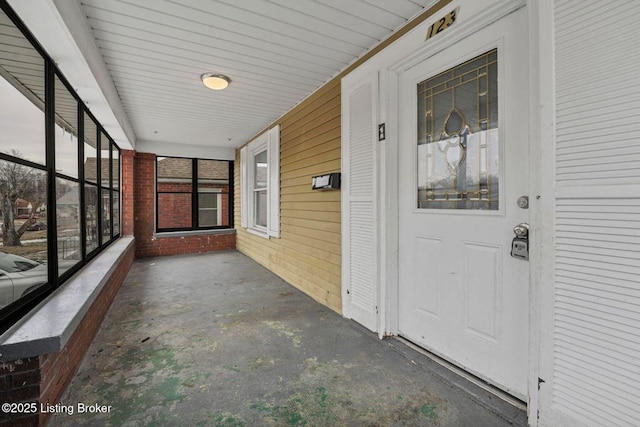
[{"x1": 426, "y1": 7, "x2": 459, "y2": 41}]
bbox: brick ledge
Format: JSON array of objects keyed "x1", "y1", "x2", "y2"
[{"x1": 153, "y1": 228, "x2": 236, "y2": 238}]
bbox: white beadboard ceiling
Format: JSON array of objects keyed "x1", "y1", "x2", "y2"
[{"x1": 71, "y1": 0, "x2": 435, "y2": 152}]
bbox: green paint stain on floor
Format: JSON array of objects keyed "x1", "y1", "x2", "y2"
[
  {"x1": 197, "y1": 413, "x2": 247, "y2": 427},
  {"x1": 149, "y1": 347, "x2": 182, "y2": 373},
  {"x1": 316, "y1": 386, "x2": 328, "y2": 408},
  {"x1": 250, "y1": 402, "x2": 307, "y2": 426},
  {"x1": 158, "y1": 376, "x2": 185, "y2": 402},
  {"x1": 77, "y1": 345, "x2": 189, "y2": 426},
  {"x1": 420, "y1": 403, "x2": 438, "y2": 419}
]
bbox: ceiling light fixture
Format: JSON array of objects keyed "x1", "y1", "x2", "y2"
[{"x1": 201, "y1": 73, "x2": 230, "y2": 90}]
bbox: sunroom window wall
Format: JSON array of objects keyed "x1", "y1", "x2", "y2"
[{"x1": 0, "y1": 2, "x2": 121, "y2": 333}]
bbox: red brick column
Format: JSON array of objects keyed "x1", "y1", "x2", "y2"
[
  {"x1": 120, "y1": 150, "x2": 135, "y2": 236},
  {"x1": 133, "y1": 152, "x2": 156, "y2": 257}
]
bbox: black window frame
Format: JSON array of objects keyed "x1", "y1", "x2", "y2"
[
  {"x1": 0, "y1": 2, "x2": 121, "y2": 333},
  {"x1": 155, "y1": 156, "x2": 234, "y2": 232}
]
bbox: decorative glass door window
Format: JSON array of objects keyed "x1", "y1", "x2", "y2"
[{"x1": 416, "y1": 49, "x2": 498, "y2": 210}]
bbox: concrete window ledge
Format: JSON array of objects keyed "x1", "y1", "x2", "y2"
[
  {"x1": 0, "y1": 236, "x2": 134, "y2": 362},
  {"x1": 153, "y1": 228, "x2": 236, "y2": 239}
]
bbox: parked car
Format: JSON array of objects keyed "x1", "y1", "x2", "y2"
[
  {"x1": 27, "y1": 221, "x2": 47, "y2": 231},
  {"x1": 0, "y1": 252, "x2": 47, "y2": 309}
]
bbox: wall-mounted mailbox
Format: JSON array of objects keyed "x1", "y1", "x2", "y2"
[{"x1": 312, "y1": 173, "x2": 341, "y2": 190}]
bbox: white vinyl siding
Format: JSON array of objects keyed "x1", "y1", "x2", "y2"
[{"x1": 551, "y1": 1, "x2": 640, "y2": 426}]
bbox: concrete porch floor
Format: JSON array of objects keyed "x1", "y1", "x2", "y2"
[{"x1": 51, "y1": 251, "x2": 527, "y2": 426}]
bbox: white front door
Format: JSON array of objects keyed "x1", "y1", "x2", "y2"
[{"x1": 398, "y1": 9, "x2": 529, "y2": 399}]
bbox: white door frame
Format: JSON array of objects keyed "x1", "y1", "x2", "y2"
[
  {"x1": 341, "y1": 0, "x2": 544, "y2": 424},
  {"x1": 379, "y1": 1, "x2": 542, "y2": 424}
]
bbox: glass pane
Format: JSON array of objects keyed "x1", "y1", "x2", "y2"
[
  {"x1": 85, "y1": 184, "x2": 99, "y2": 253},
  {"x1": 198, "y1": 159, "x2": 228, "y2": 181},
  {"x1": 157, "y1": 157, "x2": 192, "y2": 192},
  {"x1": 84, "y1": 114, "x2": 98, "y2": 184},
  {"x1": 255, "y1": 150, "x2": 267, "y2": 189},
  {"x1": 0, "y1": 9, "x2": 46, "y2": 166},
  {"x1": 100, "y1": 132, "x2": 110, "y2": 188},
  {"x1": 255, "y1": 189, "x2": 267, "y2": 228},
  {"x1": 54, "y1": 75, "x2": 78, "y2": 178},
  {"x1": 198, "y1": 159, "x2": 230, "y2": 227},
  {"x1": 101, "y1": 187, "x2": 111, "y2": 243},
  {"x1": 0, "y1": 159, "x2": 47, "y2": 309},
  {"x1": 112, "y1": 191, "x2": 120, "y2": 235},
  {"x1": 158, "y1": 193, "x2": 192, "y2": 229},
  {"x1": 197, "y1": 160, "x2": 229, "y2": 194},
  {"x1": 112, "y1": 144, "x2": 119, "y2": 190},
  {"x1": 417, "y1": 49, "x2": 499, "y2": 210},
  {"x1": 56, "y1": 178, "x2": 81, "y2": 275},
  {"x1": 198, "y1": 193, "x2": 218, "y2": 227},
  {"x1": 199, "y1": 192, "x2": 217, "y2": 209}
]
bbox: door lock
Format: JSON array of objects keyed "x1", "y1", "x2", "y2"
[
  {"x1": 517, "y1": 196, "x2": 529, "y2": 209},
  {"x1": 511, "y1": 223, "x2": 529, "y2": 260}
]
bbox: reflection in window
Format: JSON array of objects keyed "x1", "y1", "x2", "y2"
[
  {"x1": 56, "y1": 179, "x2": 81, "y2": 275},
  {"x1": 417, "y1": 49, "x2": 499, "y2": 210},
  {"x1": 112, "y1": 144, "x2": 119, "y2": 189},
  {"x1": 99, "y1": 132, "x2": 111, "y2": 242},
  {"x1": 85, "y1": 184, "x2": 99, "y2": 253},
  {"x1": 101, "y1": 191, "x2": 111, "y2": 243},
  {"x1": 0, "y1": 12, "x2": 46, "y2": 167},
  {"x1": 100, "y1": 132, "x2": 110, "y2": 186},
  {"x1": 112, "y1": 191, "x2": 120, "y2": 236},
  {"x1": 84, "y1": 115, "x2": 98, "y2": 184},
  {"x1": 0, "y1": 159, "x2": 48, "y2": 309},
  {"x1": 54, "y1": 75, "x2": 78, "y2": 178}
]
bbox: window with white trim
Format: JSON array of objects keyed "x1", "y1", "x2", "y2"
[{"x1": 240, "y1": 125, "x2": 280, "y2": 238}]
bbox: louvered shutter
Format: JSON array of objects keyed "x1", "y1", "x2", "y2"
[
  {"x1": 240, "y1": 146, "x2": 247, "y2": 228},
  {"x1": 545, "y1": 2, "x2": 640, "y2": 425},
  {"x1": 267, "y1": 125, "x2": 280, "y2": 238},
  {"x1": 341, "y1": 73, "x2": 378, "y2": 332}
]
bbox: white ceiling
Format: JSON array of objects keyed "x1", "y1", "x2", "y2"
[{"x1": 9, "y1": 0, "x2": 437, "y2": 154}]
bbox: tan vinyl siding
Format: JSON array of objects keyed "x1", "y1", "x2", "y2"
[
  {"x1": 235, "y1": 80, "x2": 342, "y2": 312},
  {"x1": 234, "y1": 0, "x2": 452, "y2": 313}
]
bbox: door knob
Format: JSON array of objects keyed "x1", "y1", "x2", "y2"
[
  {"x1": 511, "y1": 223, "x2": 529, "y2": 261},
  {"x1": 513, "y1": 223, "x2": 529, "y2": 238}
]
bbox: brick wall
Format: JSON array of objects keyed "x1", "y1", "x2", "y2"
[
  {"x1": 0, "y1": 358, "x2": 40, "y2": 426},
  {"x1": 157, "y1": 193, "x2": 192, "y2": 229},
  {"x1": 133, "y1": 152, "x2": 235, "y2": 258},
  {"x1": 121, "y1": 150, "x2": 135, "y2": 236},
  {"x1": 0, "y1": 243, "x2": 134, "y2": 427}
]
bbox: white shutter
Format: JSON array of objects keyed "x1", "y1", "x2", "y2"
[
  {"x1": 267, "y1": 125, "x2": 280, "y2": 238},
  {"x1": 341, "y1": 73, "x2": 378, "y2": 332},
  {"x1": 240, "y1": 146, "x2": 247, "y2": 228},
  {"x1": 544, "y1": 2, "x2": 640, "y2": 426}
]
